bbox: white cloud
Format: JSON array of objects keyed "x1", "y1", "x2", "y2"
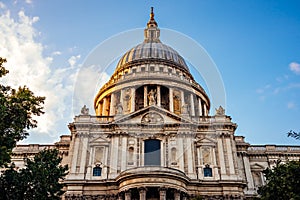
[
  {"x1": 72, "y1": 65, "x2": 109, "y2": 114},
  {"x1": 68, "y1": 54, "x2": 81, "y2": 67},
  {"x1": 289, "y1": 62, "x2": 300, "y2": 75},
  {"x1": 287, "y1": 101, "x2": 296, "y2": 109},
  {"x1": 0, "y1": 8, "x2": 80, "y2": 144},
  {"x1": 52, "y1": 51, "x2": 62, "y2": 56},
  {"x1": 0, "y1": 2, "x2": 6, "y2": 9},
  {"x1": 25, "y1": 0, "x2": 32, "y2": 4}
]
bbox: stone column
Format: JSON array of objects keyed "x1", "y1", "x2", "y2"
[
  {"x1": 118, "y1": 193, "x2": 123, "y2": 200},
  {"x1": 169, "y1": 87, "x2": 174, "y2": 112},
  {"x1": 109, "y1": 93, "x2": 116, "y2": 116},
  {"x1": 198, "y1": 98, "x2": 202, "y2": 116},
  {"x1": 139, "y1": 188, "x2": 146, "y2": 200},
  {"x1": 159, "y1": 187, "x2": 166, "y2": 200},
  {"x1": 144, "y1": 86, "x2": 148, "y2": 107},
  {"x1": 157, "y1": 85, "x2": 161, "y2": 107},
  {"x1": 102, "y1": 97, "x2": 107, "y2": 116},
  {"x1": 125, "y1": 190, "x2": 131, "y2": 200},
  {"x1": 180, "y1": 90, "x2": 185, "y2": 106},
  {"x1": 190, "y1": 93, "x2": 195, "y2": 116},
  {"x1": 120, "y1": 89, "x2": 124, "y2": 110},
  {"x1": 203, "y1": 103, "x2": 207, "y2": 116},
  {"x1": 130, "y1": 87, "x2": 135, "y2": 112},
  {"x1": 174, "y1": 190, "x2": 180, "y2": 200}
]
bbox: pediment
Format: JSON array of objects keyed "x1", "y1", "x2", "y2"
[
  {"x1": 196, "y1": 137, "x2": 216, "y2": 146},
  {"x1": 112, "y1": 105, "x2": 193, "y2": 125},
  {"x1": 250, "y1": 163, "x2": 265, "y2": 170},
  {"x1": 90, "y1": 136, "x2": 110, "y2": 144}
]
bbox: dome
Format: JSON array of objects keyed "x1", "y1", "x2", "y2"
[
  {"x1": 116, "y1": 42, "x2": 189, "y2": 72},
  {"x1": 94, "y1": 7, "x2": 210, "y2": 118},
  {"x1": 115, "y1": 7, "x2": 190, "y2": 74}
]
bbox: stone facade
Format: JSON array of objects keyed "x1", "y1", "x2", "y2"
[{"x1": 9, "y1": 8, "x2": 300, "y2": 200}]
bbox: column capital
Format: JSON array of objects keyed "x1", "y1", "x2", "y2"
[
  {"x1": 138, "y1": 187, "x2": 147, "y2": 192},
  {"x1": 158, "y1": 186, "x2": 167, "y2": 192}
]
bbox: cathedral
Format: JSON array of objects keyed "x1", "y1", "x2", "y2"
[{"x1": 10, "y1": 8, "x2": 300, "y2": 200}]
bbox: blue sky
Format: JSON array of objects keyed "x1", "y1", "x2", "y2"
[{"x1": 0, "y1": 0, "x2": 300, "y2": 145}]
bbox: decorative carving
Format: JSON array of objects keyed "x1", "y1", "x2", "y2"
[
  {"x1": 173, "y1": 90, "x2": 181, "y2": 114},
  {"x1": 148, "y1": 89, "x2": 157, "y2": 105},
  {"x1": 215, "y1": 105, "x2": 225, "y2": 116},
  {"x1": 116, "y1": 103, "x2": 123, "y2": 115},
  {"x1": 123, "y1": 88, "x2": 131, "y2": 112},
  {"x1": 202, "y1": 147, "x2": 211, "y2": 165},
  {"x1": 141, "y1": 112, "x2": 164, "y2": 124},
  {"x1": 81, "y1": 105, "x2": 89, "y2": 115},
  {"x1": 181, "y1": 103, "x2": 188, "y2": 114}
]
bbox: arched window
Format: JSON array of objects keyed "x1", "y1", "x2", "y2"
[
  {"x1": 93, "y1": 165, "x2": 102, "y2": 176},
  {"x1": 204, "y1": 164, "x2": 212, "y2": 177},
  {"x1": 144, "y1": 139, "x2": 161, "y2": 166}
]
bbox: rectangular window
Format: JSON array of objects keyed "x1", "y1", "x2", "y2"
[
  {"x1": 93, "y1": 166, "x2": 102, "y2": 176},
  {"x1": 144, "y1": 139, "x2": 161, "y2": 166},
  {"x1": 204, "y1": 166, "x2": 213, "y2": 177}
]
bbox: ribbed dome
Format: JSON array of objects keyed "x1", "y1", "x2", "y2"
[
  {"x1": 116, "y1": 42, "x2": 189, "y2": 71},
  {"x1": 115, "y1": 7, "x2": 189, "y2": 73}
]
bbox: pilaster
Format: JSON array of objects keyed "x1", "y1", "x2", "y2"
[{"x1": 79, "y1": 134, "x2": 89, "y2": 177}]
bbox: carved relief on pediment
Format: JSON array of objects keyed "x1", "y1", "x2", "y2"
[{"x1": 141, "y1": 112, "x2": 164, "y2": 124}]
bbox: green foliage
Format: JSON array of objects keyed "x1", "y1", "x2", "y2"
[
  {"x1": 0, "y1": 57, "x2": 45, "y2": 166},
  {"x1": 258, "y1": 160, "x2": 300, "y2": 200},
  {"x1": 287, "y1": 130, "x2": 300, "y2": 140},
  {"x1": 0, "y1": 149, "x2": 68, "y2": 200}
]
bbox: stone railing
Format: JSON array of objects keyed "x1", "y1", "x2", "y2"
[{"x1": 248, "y1": 145, "x2": 300, "y2": 153}]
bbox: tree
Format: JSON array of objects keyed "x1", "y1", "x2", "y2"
[
  {"x1": 0, "y1": 57, "x2": 45, "y2": 166},
  {"x1": 0, "y1": 149, "x2": 68, "y2": 200},
  {"x1": 258, "y1": 160, "x2": 300, "y2": 200},
  {"x1": 287, "y1": 130, "x2": 300, "y2": 140}
]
